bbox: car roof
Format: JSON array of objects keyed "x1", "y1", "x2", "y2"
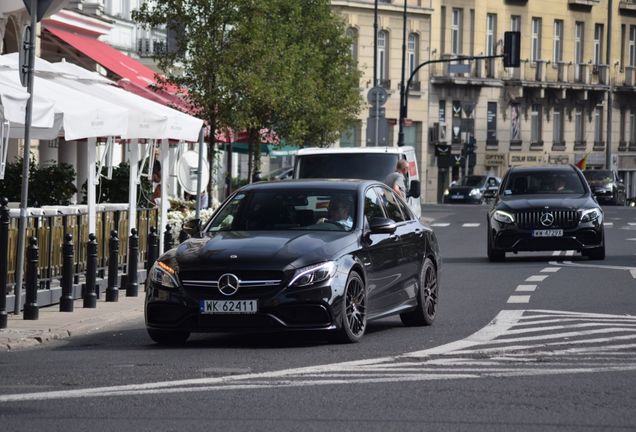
[
  {"x1": 508, "y1": 164, "x2": 577, "y2": 174},
  {"x1": 237, "y1": 178, "x2": 378, "y2": 192},
  {"x1": 297, "y1": 146, "x2": 415, "y2": 156}
]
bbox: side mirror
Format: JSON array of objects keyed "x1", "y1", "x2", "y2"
[
  {"x1": 182, "y1": 218, "x2": 202, "y2": 237},
  {"x1": 368, "y1": 217, "x2": 397, "y2": 234},
  {"x1": 408, "y1": 180, "x2": 421, "y2": 199}
]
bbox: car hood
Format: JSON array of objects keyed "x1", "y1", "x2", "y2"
[
  {"x1": 448, "y1": 185, "x2": 482, "y2": 193},
  {"x1": 497, "y1": 194, "x2": 595, "y2": 211},
  {"x1": 173, "y1": 230, "x2": 357, "y2": 270},
  {"x1": 587, "y1": 180, "x2": 613, "y2": 188}
]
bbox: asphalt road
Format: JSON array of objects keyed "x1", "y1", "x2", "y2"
[{"x1": 0, "y1": 204, "x2": 635, "y2": 432}]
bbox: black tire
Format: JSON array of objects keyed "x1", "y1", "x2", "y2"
[
  {"x1": 400, "y1": 258, "x2": 438, "y2": 326},
  {"x1": 487, "y1": 228, "x2": 505, "y2": 262},
  {"x1": 584, "y1": 244, "x2": 605, "y2": 260},
  {"x1": 147, "y1": 328, "x2": 190, "y2": 345},
  {"x1": 332, "y1": 271, "x2": 367, "y2": 343}
]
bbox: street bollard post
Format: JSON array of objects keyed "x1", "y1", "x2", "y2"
[
  {"x1": 23, "y1": 237, "x2": 39, "y2": 320},
  {"x1": 126, "y1": 228, "x2": 139, "y2": 297},
  {"x1": 83, "y1": 233, "x2": 97, "y2": 308},
  {"x1": 106, "y1": 230, "x2": 120, "y2": 302},
  {"x1": 163, "y1": 224, "x2": 173, "y2": 253},
  {"x1": 146, "y1": 226, "x2": 158, "y2": 270},
  {"x1": 60, "y1": 233, "x2": 75, "y2": 312},
  {"x1": 0, "y1": 198, "x2": 9, "y2": 328}
]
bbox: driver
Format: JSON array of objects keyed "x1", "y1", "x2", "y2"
[{"x1": 318, "y1": 196, "x2": 353, "y2": 229}]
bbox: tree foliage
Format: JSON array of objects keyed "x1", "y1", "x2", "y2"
[
  {"x1": 133, "y1": 0, "x2": 361, "y2": 183},
  {"x1": 0, "y1": 158, "x2": 77, "y2": 206}
]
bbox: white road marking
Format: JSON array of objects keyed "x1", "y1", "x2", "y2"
[
  {"x1": 626, "y1": 238, "x2": 636, "y2": 241},
  {"x1": 507, "y1": 295, "x2": 531, "y2": 303},
  {"x1": 515, "y1": 285, "x2": 537, "y2": 292},
  {"x1": 565, "y1": 250, "x2": 575, "y2": 256},
  {"x1": 2, "y1": 310, "x2": 636, "y2": 403},
  {"x1": 550, "y1": 261, "x2": 636, "y2": 273},
  {"x1": 604, "y1": 222, "x2": 614, "y2": 227},
  {"x1": 541, "y1": 267, "x2": 561, "y2": 273},
  {"x1": 431, "y1": 223, "x2": 450, "y2": 227},
  {"x1": 628, "y1": 222, "x2": 636, "y2": 226},
  {"x1": 552, "y1": 251, "x2": 562, "y2": 256},
  {"x1": 462, "y1": 223, "x2": 480, "y2": 227},
  {"x1": 631, "y1": 270, "x2": 636, "y2": 279},
  {"x1": 525, "y1": 275, "x2": 548, "y2": 282}
]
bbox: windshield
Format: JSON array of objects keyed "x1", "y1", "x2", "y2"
[
  {"x1": 503, "y1": 170, "x2": 585, "y2": 195},
  {"x1": 458, "y1": 175, "x2": 486, "y2": 187},
  {"x1": 584, "y1": 170, "x2": 613, "y2": 182},
  {"x1": 205, "y1": 189, "x2": 357, "y2": 232},
  {"x1": 297, "y1": 153, "x2": 399, "y2": 182}
]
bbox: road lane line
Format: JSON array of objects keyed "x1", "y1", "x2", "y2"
[
  {"x1": 462, "y1": 223, "x2": 480, "y2": 227},
  {"x1": 525, "y1": 275, "x2": 548, "y2": 282},
  {"x1": 541, "y1": 267, "x2": 561, "y2": 273},
  {"x1": 515, "y1": 285, "x2": 537, "y2": 292},
  {"x1": 507, "y1": 295, "x2": 531, "y2": 303},
  {"x1": 604, "y1": 222, "x2": 614, "y2": 227},
  {"x1": 631, "y1": 270, "x2": 636, "y2": 279},
  {"x1": 431, "y1": 223, "x2": 450, "y2": 227}
]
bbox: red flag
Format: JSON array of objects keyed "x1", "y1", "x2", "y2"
[{"x1": 575, "y1": 152, "x2": 589, "y2": 170}]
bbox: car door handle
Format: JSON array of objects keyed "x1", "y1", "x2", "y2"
[
  {"x1": 414, "y1": 228, "x2": 423, "y2": 236},
  {"x1": 390, "y1": 234, "x2": 400, "y2": 241}
]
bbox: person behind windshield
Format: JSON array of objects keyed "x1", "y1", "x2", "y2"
[
  {"x1": 384, "y1": 159, "x2": 409, "y2": 199},
  {"x1": 318, "y1": 196, "x2": 353, "y2": 229}
]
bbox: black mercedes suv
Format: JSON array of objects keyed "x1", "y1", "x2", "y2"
[{"x1": 487, "y1": 165, "x2": 605, "y2": 261}]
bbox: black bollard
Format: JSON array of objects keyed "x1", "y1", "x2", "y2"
[
  {"x1": 59, "y1": 234, "x2": 75, "y2": 312},
  {"x1": 126, "y1": 228, "x2": 139, "y2": 297},
  {"x1": 146, "y1": 226, "x2": 158, "y2": 270},
  {"x1": 106, "y1": 230, "x2": 119, "y2": 302},
  {"x1": 83, "y1": 233, "x2": 97, "y2": 308},
  {"x1": 23, "y1": 237, "x2": 39, "y2": 320},
  {"x1": 0, "y1": 198, "x2": 9, "y2": 328},
  {"x1": 163, "y1": 224, "x2": 173, "y2": 253}
]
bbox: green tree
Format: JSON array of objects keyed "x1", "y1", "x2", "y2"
[
  {"x1": 0, "y1": 158, "x2": 77, "y2": 206},
  {"x1": 132, "y1": 0, "x2": 361, "y2": 186}
]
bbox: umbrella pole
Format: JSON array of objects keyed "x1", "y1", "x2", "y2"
[{"x1": 195, "y1": 127, "x2": 204, "y2": 221}]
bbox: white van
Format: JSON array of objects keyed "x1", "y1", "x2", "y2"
[{"x1": 293, "y1": 146, "x2": 422, "y2": 219}]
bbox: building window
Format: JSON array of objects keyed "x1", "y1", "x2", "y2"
[
  {"x1": 531, "y1": 104, "x2": 542, "y2": 144},
  {"x1": 408, "y1": 33, "x2": 419, "y2": 83},
  {"x1": 510, "y1": 15, "x2": 521, "y2": 32},
  {"x1": 594, "y1": 24, "x2": 604, "y2": 66},
  {"x1": 630, "y1": 26, "x2": 636, "y2": 67},
  {"x1": 553, "y1": 20, "x2": 563, "y2": 63},
  {"x1": 630, "y1": 110, "x2": 636, "y2": 144},
  {"x1": 620, "y1": 109, "x2": 626, "y2": 147},
  {"x1": 531, "y1": 18, "x2": 542, "y2": 62},
  {"x1": 451, "y1": 8, "x2": 463, "y2": 55},
  {"x1": 346, "y1": 27, "x2": 358, "y2": 64},
  {"x1": 575, "y1": 22, "x2": 584, "y2": 66},
  {"x1": 553, "y1": 108, "x2": 564, "y2": 145},
  {"x1": 594, "y1": 107, "x2": 603, "y2": 146},
  {"x1": 575, "y1": 107, "x2": 585, "y2": 145},
  {"x1": 377, "y1": 30, "x2": 389, "y2": 82},
  {"x1": 486, "y1": 14, "x2": 496, "y2": 56}
]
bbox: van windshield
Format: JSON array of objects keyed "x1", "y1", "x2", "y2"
[{"x1": 297, "y1": 153, "x2": 400, "y2": 182}]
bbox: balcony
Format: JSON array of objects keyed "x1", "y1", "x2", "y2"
[
  {"x1": 619, "y1": 0, "x2": 636, "y2": 12},
  {"x1": 621, "y1": 66, "x2": 636, "y2": 87},
  {"x1": 568, "y1": 0, "x2": 600, "y2": 5}
]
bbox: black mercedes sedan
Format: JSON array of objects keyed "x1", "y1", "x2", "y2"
[
  {"x1": 443, "y1": 174, "x2": 501, "y2": 204},
  {"x1": 487, "y1": 165, "x2": 605, "y2": 261},
  {"x1": 145, "y1": 179, "x2": 441, "y2": 344}
]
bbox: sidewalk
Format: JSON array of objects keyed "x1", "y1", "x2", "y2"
[{"x1": 0, "y1": 294, "x2": 145, "y2": 352}]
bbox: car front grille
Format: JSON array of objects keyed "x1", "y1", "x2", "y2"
[
  {"x1": 515, "y1": 210, "x2": 580, "y2": 229},
  {"x1": 178, "y1": 270, "x2": 284, "y2": 297}
]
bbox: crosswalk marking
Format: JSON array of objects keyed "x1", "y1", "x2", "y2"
[
  {"x1": 462, "y1": 223, "x2": 480, "y2": 227},
  {"x1": 515, "y1": 284, "x2": 537, "y2": 292},
  {"x1": 541, "y1": 267, "x2": 560, "y2": 273},
  {"x1": 430, "y1": 222, "x2": 450, "y2": 227},
  {"x1": 507, "y1": 295, "x2": 530, "y2": 303},
  {"x1": 525, "y1": 275, "x2": 548, "y2": 282},
  {"x1": 1, "y1": 311, "x2": 635, "y2": 403}
]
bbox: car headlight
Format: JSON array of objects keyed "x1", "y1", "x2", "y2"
[
  {"x1": 493, "y1": 210, "x2": 515, "y2": 224},
  {"x1": 289, "y1": 261, "x2": 336, "y2": 288},
  {"x1": 150, "y1": 261, "x2": 179, "y2": 289},
  {"x1": 580, "y1": 208, "x2": 602, "y2": 223},
  {"x1": 469, "y1": 188, "x2": 481, "y2": 198},
  {"x1": 443, "y1": 189, "x2": 449, "y2": 196}
]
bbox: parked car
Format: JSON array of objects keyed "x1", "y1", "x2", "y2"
[
  {"x1": 443, "y1": 175, "x2": 501, "y2": 204},
  {"x1": 146, "y1": 179, "x2": 441, "y2": 345},
  {"x1": 583, "y1": 169, "x2": 626, "y2": 206},
  {"x1": 487, "y1": 165, "x2": 605, "y2": 261}
]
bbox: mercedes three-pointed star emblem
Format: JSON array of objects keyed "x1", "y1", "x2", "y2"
[
  {"x1": 218, "y1": 273, "x2": 240, "y2": 296},
  {"x1": 540, "y1": 212, "x2": 555, "y2": 227}
]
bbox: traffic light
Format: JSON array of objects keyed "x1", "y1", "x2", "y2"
[{"x1": 503, "y1": 31, "x2": 521, "y2": 68}]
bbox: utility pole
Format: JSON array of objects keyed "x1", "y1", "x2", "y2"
[
  {"x1": 606, "y1": 0, "x2": 614, "y2": 171},
  {"x1": 397, "y1": 0, "x2": 407, "y2": 147}
]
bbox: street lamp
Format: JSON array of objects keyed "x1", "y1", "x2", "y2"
[{"x1": 397, "y1": 0, "x2": 407, "y2": 147}]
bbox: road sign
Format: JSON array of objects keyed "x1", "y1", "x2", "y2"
[
  {"x1": 22, "y1": 0, "x2": 56, "y2": 22},
  {"x1": 367, "y1": 86, "x2": 388, "y2": 106}
]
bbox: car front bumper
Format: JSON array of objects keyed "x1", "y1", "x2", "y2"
[{"x1": 490, "y1": 222, "x2": 604, "y2": 253}]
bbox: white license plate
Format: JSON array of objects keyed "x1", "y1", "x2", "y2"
[
  {"x1": 200, "y1": 300, "x2": 258, "y2": 314},
  {"x1": 532, "y1": 229, "x2": 563, "y2": 237},
  {"x1": 451, "y1": 195, "x2": 464, "y2": 199}
]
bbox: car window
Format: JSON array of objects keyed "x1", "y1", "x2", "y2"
[
  {"x1": 364, "y1": 187, "x2": 386, "y2": 222},
  {"x1": 206, "y1": 189, "x2": 357, "y2": 232},
  {"x1": 504, "y1": 170, "x2": 585, "y2": 195},
  {"x1": 375, "y1": 186, "x2": 405, "y2": 223}
]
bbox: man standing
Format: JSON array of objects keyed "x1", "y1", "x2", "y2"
[{"x1": 384, "y1": 159, "x2": 409, "y2": 199}]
